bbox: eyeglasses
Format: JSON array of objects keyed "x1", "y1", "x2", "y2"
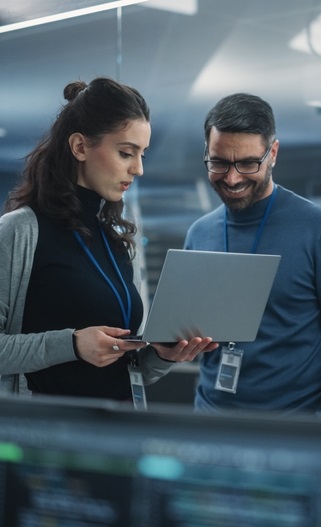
[{"x1": 204, "y1": 143, "x2": 273, "y2": 175}]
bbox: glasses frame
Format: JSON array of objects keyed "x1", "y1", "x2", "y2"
[{"x1": 204, "y1": 143, "x2": 273, "y2": 175}]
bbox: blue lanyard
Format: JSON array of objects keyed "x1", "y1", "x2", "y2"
[
  {"x1": 224, "y1": 184, "x2": 277, "y2": 254},
  {"x1": 73, "y1": 226, "x2": 132, "y2": 329}
]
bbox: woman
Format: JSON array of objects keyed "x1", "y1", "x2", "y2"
[{"x1": 0, "y1": 77, "x2": 217, "y2": 400}]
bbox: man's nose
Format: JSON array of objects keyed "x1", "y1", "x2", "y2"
[{"x1": 223, "y1": 165, "x2": 244, "y2": 186}]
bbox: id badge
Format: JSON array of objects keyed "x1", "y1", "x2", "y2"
[
  {"x1": 128, "y1": 365, "x2": 148, "y2": 410},
  {"x1": 215, "y1": 342, "x2": 243, "y2": 394}
]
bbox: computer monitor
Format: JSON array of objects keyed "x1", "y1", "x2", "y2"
[{"x1": 0, "y1": 395, "x2": 320, "y2": 526}]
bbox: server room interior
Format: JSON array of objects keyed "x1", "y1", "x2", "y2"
[
  {"x1": 2, "y1": 0, "x2": 321, "y2": 406},
  {"x1": 2, "y1": 2, "x2": 321, "y2": 526},
  {"x1": 2, "y1": 0, "x2": 321, "y2": 405}
]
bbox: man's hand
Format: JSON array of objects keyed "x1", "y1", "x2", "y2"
[{"x1": 152, "y1": 337, "x2": 219, "y2": 363}]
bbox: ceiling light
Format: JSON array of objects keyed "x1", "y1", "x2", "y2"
[
  {"x1": 306, "y1": 100, "x2": 321, "y2": 107},
  {"x1": 289, "y1": 13, "x2": 321, "y2": 55},
  {"x1": 0, "y1": 0, "x2": 151, "y2": 34},
  {"x1": 306, "y1": 100, "x2": 321, "y2": 115},
  {"x1": 144, "y1": 0, "x2": 198, "y2": 15}
]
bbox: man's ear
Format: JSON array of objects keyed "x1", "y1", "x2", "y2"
[
  {"x1": 69, "y1": 133, "x2": 87, "y2": 161},
  {"x1": 271, "y1": 139, "x2": 280, "y2": 167}
]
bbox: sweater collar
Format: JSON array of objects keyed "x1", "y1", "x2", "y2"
[
  {"x1": 76, "y1": 185, "x2": 102, "y2": 221},
  {"x1": 226, "y1": 193, "x2": 273, "y2": 223}
]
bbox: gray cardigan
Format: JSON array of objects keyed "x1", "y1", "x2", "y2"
[{"x1": 0, "y1": 206, "x2": 173, "y2": 396}]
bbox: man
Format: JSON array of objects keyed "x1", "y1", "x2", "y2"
[{"x1": 184, "y1": 92, "x2": 321, "y2": 414}]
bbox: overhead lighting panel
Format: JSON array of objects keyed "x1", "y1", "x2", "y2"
[
  {"x1": 144, "y1": 0, "x2": 198, "y2": 15},
  {"x1": 0, "y1": 0, "x2": 150, "y2": 34},
  {"x1": 289, "y1": 13, "x2": 321, "y2": 55}
]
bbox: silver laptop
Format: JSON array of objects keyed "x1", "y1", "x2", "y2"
[{"x1": 138, "y1": 249, "x2": 281, "y2": 343}]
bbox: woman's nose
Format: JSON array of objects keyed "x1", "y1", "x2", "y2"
[{"x1": 130, "y1": 156, "x2": 144, "y2": 177}]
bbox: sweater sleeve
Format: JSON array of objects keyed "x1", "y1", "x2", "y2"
[
  {"x1": 0, "y1": 208, "x2": 78, "y2": 377},
  {"x1": 136, "y1": 345, "x2": 175, "y2": 385},
  {"x1": 0, "y1": 327, "x2": 77, "y2": 375}
]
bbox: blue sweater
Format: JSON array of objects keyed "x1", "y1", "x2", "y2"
[{"x1": 184, "y1": 185, "x2": 321, "y2": 414}]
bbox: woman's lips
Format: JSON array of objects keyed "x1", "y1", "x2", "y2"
[{"x1": 120, "y1": 181, "x2": 132, "y2": 191}]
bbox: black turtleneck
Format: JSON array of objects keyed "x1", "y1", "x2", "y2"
[{"x1": 23, "y1": 186, "x2": 143, "y2": 399}]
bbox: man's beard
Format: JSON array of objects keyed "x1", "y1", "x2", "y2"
[{"x1": 210, "y1": 164, "x2": 273, "y2": 212}]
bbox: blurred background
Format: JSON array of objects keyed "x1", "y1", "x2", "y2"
[{"x1": 1, "y1": 0, "x2": 321, "y2": 402}]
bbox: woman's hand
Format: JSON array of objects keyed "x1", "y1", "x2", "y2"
[
  {"x1": 152, "y1": 337, "x2": 219, "y2": 363},
  {"x1": 73, "y1": 326, "x2": 148, "y2": 367}
]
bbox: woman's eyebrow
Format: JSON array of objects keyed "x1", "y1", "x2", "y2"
[{"x1": 117, "y1": 141, "x2": 149, "y2": 151}]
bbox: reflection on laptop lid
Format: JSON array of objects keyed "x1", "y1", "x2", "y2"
[{"x1": 141, "y1": 249, "x2": 281, "y2": 343}]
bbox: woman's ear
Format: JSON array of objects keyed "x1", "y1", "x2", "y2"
[{"x1": 69, "y1": 133, "x2": 87, "y2": 161}]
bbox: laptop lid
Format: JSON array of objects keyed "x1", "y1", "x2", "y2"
[{"x1": 141, "y1": 249, "x2": 281, "y2": 343}]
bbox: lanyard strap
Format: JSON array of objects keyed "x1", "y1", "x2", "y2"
[
  {"x1": 73, "y1": 226, "x2": 132, "y2": 329},
  {"x1": 224, "y1": 184, "x2": 277, "y2": 254}
]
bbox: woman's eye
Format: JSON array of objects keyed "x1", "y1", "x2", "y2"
[{"x1": 119, "y1": 151, "x2": 133, "y2": 158}]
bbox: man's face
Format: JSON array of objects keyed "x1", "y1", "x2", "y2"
[{"x1": 206, "y1": 128, "x2": 279, "y2": 211}]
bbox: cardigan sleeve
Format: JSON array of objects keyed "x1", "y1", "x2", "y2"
[
  {"x1": 0, "y1": 208, "x2": 77, "y2": 381},
  {"x1": 136, "y1": 345, "x2": 175, "y2": 385}
]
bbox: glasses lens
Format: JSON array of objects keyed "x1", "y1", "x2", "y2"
[
  {"x1": 235, "y1": 162, "x2": 260, "y2": 174},
  {"x1": 206, "y1": 160, "x2": 229, "y2": 173}
]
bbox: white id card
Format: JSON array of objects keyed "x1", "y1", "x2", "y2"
[
  {"x1": 128, "y1": 365, "x2": 148, "y2": 410},
  {"x1": 215, "y1": 343, "x2": 243, "y2": 394}
]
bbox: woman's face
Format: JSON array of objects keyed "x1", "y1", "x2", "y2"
[{"x1": 69, "y1": 118, "x2": 151, "y2": 201}]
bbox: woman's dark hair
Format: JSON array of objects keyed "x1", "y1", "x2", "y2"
[
  {"x1": 5, "y1": 77, "x2": 150, "y2": 253},
  {"x1": 204, "y1": 93, "x2": 276, "y2": 146}
]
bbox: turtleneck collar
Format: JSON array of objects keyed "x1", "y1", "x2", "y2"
[
  {"x1": 76, "y1": 185, "x2": 102, "y2": 224},
  {"x1": 226, "y1": 190, "x2": 275, "y2": 223}
]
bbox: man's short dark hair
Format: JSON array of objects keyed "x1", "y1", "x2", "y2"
[{"x1": 204, "y1": 93, "x2": 276, "y2": 145}]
